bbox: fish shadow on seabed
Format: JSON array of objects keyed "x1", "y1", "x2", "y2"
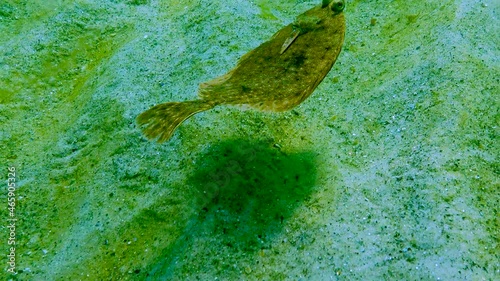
[{"x1": 147, "y1": 139, "x2": 318, "y2": 278}]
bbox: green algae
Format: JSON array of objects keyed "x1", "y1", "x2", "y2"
[{"x1": 256, "y1": 0, "x2": 279, "y2": 21}]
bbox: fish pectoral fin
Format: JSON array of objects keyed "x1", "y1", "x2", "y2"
[{"x1": 280, "y1": 29, "x2": 300, "y2": 54}]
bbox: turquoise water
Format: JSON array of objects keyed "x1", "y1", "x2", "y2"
[{"x1": 0, "y1": 0, "x2": 498, "y2": 279}]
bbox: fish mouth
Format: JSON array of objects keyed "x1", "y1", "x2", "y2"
[{"x1": 322, "y1": 0, "x2": 332, "y2": 8}]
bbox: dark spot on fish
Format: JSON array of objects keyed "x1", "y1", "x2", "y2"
[
  {"x1": 241, "y1": 85, "x2": 251, "y2": 92},
  {"x1": 291, "y1": 53, "x2": 307, "y2": 67}
]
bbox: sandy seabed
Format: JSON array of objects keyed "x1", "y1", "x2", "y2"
[{"x1": 0, "y1": 0, "x2": 498, "y2": 280}]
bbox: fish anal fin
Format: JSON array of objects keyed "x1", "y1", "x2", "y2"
[{"x1": 198, "y1": 68, "x2": 236, "y2": 99}]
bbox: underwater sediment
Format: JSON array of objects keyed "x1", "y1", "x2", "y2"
[{"x1": 0, "y1": 0, "x2": 498, "y2": 279}]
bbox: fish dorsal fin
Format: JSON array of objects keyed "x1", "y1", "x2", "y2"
[{"x1": 235, "y1": 48, "x2": 256, "y2": 65}]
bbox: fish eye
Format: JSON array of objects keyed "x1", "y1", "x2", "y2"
[{"x1": 331, "y1": 1, "x2": 345, "y2": 12}]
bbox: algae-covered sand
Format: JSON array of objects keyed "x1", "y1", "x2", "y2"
[{"x1": 1, "y1": 0, "x2": 498, "y2": 280}]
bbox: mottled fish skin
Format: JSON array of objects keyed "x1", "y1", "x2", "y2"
[{"x1": 137, "y1": 0, "x2": 345, "y2": 142}]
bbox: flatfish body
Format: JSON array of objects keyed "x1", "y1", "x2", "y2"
[{"x1": 138, "y1": 0, "x2": 346, "y2": 142}]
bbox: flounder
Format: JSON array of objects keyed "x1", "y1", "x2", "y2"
[{"x1": 138, "y1": 0, "x2": 346, "y2": 142}]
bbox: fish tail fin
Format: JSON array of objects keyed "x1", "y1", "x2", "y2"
[{"x1": 137, "y1": 100, "x2": 215, "y2": 142}]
